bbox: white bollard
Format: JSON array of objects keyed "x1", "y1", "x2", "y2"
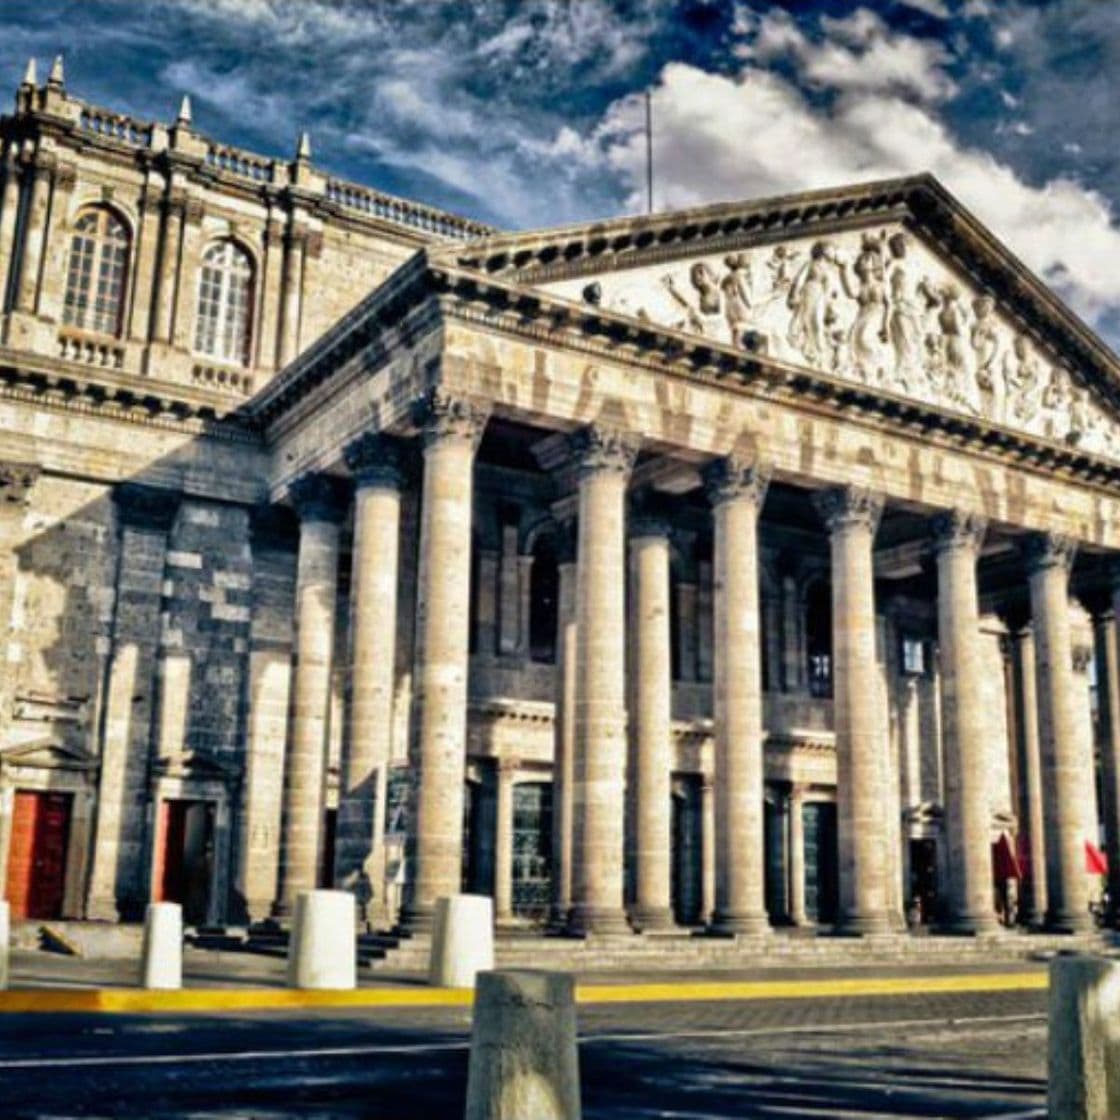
[
  {"x1": 286, "y1": 889, "x2": 356, "y2": 990},
  {"x1": 429, "y1": 894, "x2": 494, "y2": 989},
  {"x1": 140, "y1": 902, "x2": 182, "y2": 990},
  {"x1": 1048, "y1": 954, "x2": 1120, "y2": 1119},
  {"x1": 465, "y1": 970, "x2": 581, "y2": 1120},
  {"x1": 0, "y1": 899, "x2": 9, "y2": 990}
]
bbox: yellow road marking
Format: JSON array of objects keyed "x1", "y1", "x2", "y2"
[{"x1": 0, "y1": 970, "x2": 1048, "y2": 1014}]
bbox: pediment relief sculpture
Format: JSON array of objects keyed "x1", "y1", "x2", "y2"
[{"x1": 543, "y1": 223, "x2": 1120, "y2": 462}]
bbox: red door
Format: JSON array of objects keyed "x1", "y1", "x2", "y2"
[
  {"x1": 154, "y1": 799, "x2": 214, "y2": 925},
  {"x1": 6, "y1": 791, "x2": 72, "y2": 919}
]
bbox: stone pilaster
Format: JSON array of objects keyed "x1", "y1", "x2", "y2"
[
  {"x1": 35, "y1": 162, "x2": 77, "y2": 327},
  {"x1": 127, "y1": 187, "x2": 165, "y2": 343},
  {"x1": 781, "y1": 571, "x2": 802, "y2": 692},
  {"x1": 87, "y1": 484, "x2": 179, "y2": 920},
  {"x1": 814, "y1": 485, "x2": 892, "y2": 935},
  {"x1": 498, "y1": 521, "x2": 520, "y2": 656},
  {"x1": 0, "y1": 463, "x2": 38, "y2": 728},
  {"x1": 401, "y1": 391, "x2": 488, "y2": 930},
  {"x1": 150, "y1": 189, "x2": 185, "y2": 345},
  {"x1": 788, "y1": 784, "x2": 808, "y2": 926},
  {"x1": 0, "y1": 148, "x2": 21, "y2": 306},
  {"x1": 1089, "y1": 581, "x2": 1120, "y2": 928},
  {"x1": 278, "y1": 227, "x2": 305, "y2": 367},
  {"x1": 700, "y1": 776, "x2": 715, "y2": 924},
  {"x1": 933, "y1": 510, "x2": 998, "y2": 934},
  {"x1": 256, "y1": 215, "x2": 285, "y2": 372},
  {"x1": 704, "y1": 454, "x2": 770, "y2": 935},
  {"x1": 12, "y1": 157, "x2": 52, "y2": 314},
  {"x1": 272, "y1": 473, "x2": 347, "y2": 916},
  {"x1": 170, "y1": 197, "x2": 204, "y2": 352},
  {"x1": 1024, "y1": 533, "x2": 1091, "y2": 932},
  {"x1": 567, "y1": 424, "x2": 638, "y2": 936},
  {"x1": 549, "y1": 520, "x2": 577, "y2": 928},
  {"x1": 493, "y1": 757, "x2": 518, "y2": 924},
  {"x1": 627, "y1": 510, "x2": 674, "y2": 931},
  {"x1": 334, "y1": 434, "x2": 405, "y2": 925}
]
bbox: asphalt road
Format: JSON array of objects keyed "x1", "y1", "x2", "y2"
[{"x1": 0, "y1": 987, "x2": 1050, "y2": 1119}]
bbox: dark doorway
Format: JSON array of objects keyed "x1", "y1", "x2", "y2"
[
  {"x1": 909, "y1": 838, "x2": 938, "y2": 925},
  {"x1": 528, "y1": 535, "x2": 559, "y2": 663},
  {"x1": 155, "y1": 799, "x2": 214, "y2": 925},
  {"x1": 319, "y1": 808, "x2": 337, "y2": 889},
  {"x1": 764, "y1": 798, "x2": 787, "y2": 923},
  {"x1": 671, "y1": 782, "x2": 703, "y2": 924},
  {"x1": 803, "y1": 801, "x2": 838, "y2": 924},
  {"x1": 6, "y1": 790, "x2": 72, "y2": 919}
]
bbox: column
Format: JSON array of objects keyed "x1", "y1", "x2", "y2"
[
  {"x1": 700, "y1": 776, "x2": 715, "y2": 924},
  {"x1": 704, "y1": 455, "x2": 770, "y2": 935},
  {"x1": 628, "y1": 513, "x2": 674, "y2": 930},
  {"x1": 1025, "y1": 532, "x2": 1091, "y2": 932},
  {"x1": 272, "y1": 474, "x2": 346, "y2": 916},
  {"x1": 567, "y1": 425, "x2": 637, "y2": 936},
  {"x1": 549, "y1": 521, "x2": 577, "y2": 928},
  {"x1": 12, "y1": 157, "x2": 51, "y2": 313},
  {"x1": 788, "y1": 784, "x2": 808, "y2": 926},
  {"x1": 1090, "y1": 585, "x2": 1120, "y2": 928},
  {"x1": 334, "y1": 434, "x2": 404, "y2": 923},
  {"x1": 401, "y1": 391, "x2": 487, "y2": 930},
  {"x1": 933, "y1": 511, "x2": 998, "y2": 933},
  {"x1": 256, "y1": 214, "x2": 285, "y2": 371},
  {"x1": 277, "y1": 227, "x2": 305, "y2": 367},
  {"x1": 151, "y1": 192, "x2": 184, "y2": 345},
  {"x1": 86, "y1": 485, "x2": 179, "y2": 920},
  {"x1": 493, "y1": 758, "x2": 517, "y2": 924},
  {"x1": 814, "y1": 486, "x2": 892, "y2": 934},
  {"x1": 0, "y1": 149, "x2": 22, "y2": 307}
]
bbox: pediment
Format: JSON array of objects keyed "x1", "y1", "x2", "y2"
[
  {"x1": 444, "y1": 176, "x2": 1120, "y2": 466},
  {"x1": 0, "y1": 737, "x2": 97, "y2": 771}
]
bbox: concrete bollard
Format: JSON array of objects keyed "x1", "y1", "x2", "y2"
[
  {"x1": 465, "y1": 970, "x2": 581, "y2": 1120},
  {"x1": 286, "y1": 889, "x2": 356, "y2": 990},
  {"x1": 0, "y1": 899, "x2": 8, "y2": 990},
  {"x1": 429, "y1": 894, "x2": 494, "y2": 988},
  {"x1": 140, "y1": 902, "x2": 182, "y2": 990},
  {"x1": 1048, "y1": 954, "x2": 1120, "y2": 1119}
]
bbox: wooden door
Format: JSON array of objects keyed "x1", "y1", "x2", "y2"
[
  {"x1": 6, "y1": 790, "x2": 72, "y2": 920},
  {"x1": 156, "y1": 799, "x2": 215, "y2": 925}
]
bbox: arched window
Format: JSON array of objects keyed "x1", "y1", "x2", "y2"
[
  {"x1": 194, "y1": 240, "x2": 253, "y2": 365},
  {"x1": 62, "y1": 207, "x2": 130, "y2": 336}
]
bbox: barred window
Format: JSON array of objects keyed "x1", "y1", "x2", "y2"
[
  {"x1": 194, "y1": 240, "x2": 253, "y2": 365},
  {"x1": 62, "y1": 208, "x2": 130, "y2": 336}
]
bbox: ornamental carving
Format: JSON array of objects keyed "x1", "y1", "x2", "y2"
[
  {"x1": 411, "y1": 388, "x2": 490, "y2": 446},
  {"x1": 1021, "y1": 531, "x2": 1077, "y2": 574},
  {"x1": 0, "y1": 462, "x2": 40, "y2": 508},
  {"x1": 545, "y1": 223, "x2": 1120, "y2": 462},
  {"x1": 344, "y1": 432, "x2": 406, "y2": 489},
  {"x1": 702, "y1": 454, "x2": 770, "y2": 508},
  {"x1": 813, "y1": 485, "x2": 884, "y2": 533},
  {"x1": 287, "y1": 472, "x2": 349, "y2": 523},
  {"x1": 569, "y1": 424, "x2": 640, "y2": 477},
  {"x1": 931, "y1": 510, "x2": 987, "y2": 553}
]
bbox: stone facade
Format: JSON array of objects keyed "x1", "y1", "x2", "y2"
[{"x1": 0, "y1": 67, "x2": 1114, "y2": 943}]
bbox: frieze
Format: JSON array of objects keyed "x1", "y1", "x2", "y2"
[{"x1": 544, "y1": 223, "x2": 1120, "y2": 463}]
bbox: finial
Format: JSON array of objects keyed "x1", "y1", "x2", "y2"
[
  {"x1": 21, "y1": 58, "x2": 36, "y2": 88},
  {"x1": 296, "y1": 130, "x2": 311, "y2": 161},
  {"x1": 176, "y1": 94, "x2": 192, "y2": 126},
  {"x1": 47, "y1": 54, "x2": 64, "y2": 88}
]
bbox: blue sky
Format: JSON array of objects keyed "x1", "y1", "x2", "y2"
[{"x1": 6, "y1": 1, "x2": 1120, "y2": 342}]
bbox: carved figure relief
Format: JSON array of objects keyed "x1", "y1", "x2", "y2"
[{"x1": 546, "y1": 222, "x2": 1120, "y2": 462}]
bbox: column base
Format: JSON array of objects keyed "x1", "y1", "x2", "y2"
[
  {"x1": 628, "y1": 905, "x2": 676, "y2": 933},
  {"x1": 1044, "y1": 909, "x2": 1094, "y2": 934},
  {"x1": 834, "y1": 910, "x2": 894, "y2": 937},
  {"x1": 939, "y1": 912, "x2": 1001, "y2": 936},
  {"x1": 709, "y1": 909, "x2": 770, "y2": 937},
  {"x1": 566, "y1": 904, "x2": 632, "y2": 937}
]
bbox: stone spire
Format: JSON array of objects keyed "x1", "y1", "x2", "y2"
[
  {"x1": 296, "y1": 130, "x2": 311, "y2": 161},
  {"x1": 21, "y1": 58, "x2": 36, "y2": 88},
  {"x1": 47, "y1": 54, "x2": 64, "y2": 89},
  {"x1": 176, "y1": 94, "x2": 192, "y2": 126}
]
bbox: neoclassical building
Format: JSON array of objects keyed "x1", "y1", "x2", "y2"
[{"x1": 0, "y1": 62, "x2": 1117, "y2": 943}]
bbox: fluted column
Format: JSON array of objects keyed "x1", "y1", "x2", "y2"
[
  {"x1": 567, "y1": 426, "x2": 637, "y2": 936},
  {"x1": 704, "y1": 455, "x2": 770, "y2": 935},
  {"x1": 1090, "y1": 581, "x2": 1120, "y2": 928},
  {"x1": 933, "y1": 511, "x2": 998, "y2": 933},
  {"x1": 628, "y1": 512, "x2": 674, "y2": 930},
  {"x1": 1025, "y1": 533, "x2": 1091, "y2": 932},
  {"x1": 815, "y1": 486, "x2": 891, "y2": 935},
  {"x1": 788, "y1": 784, "x2": 808, "y2": 926},
  {"x1": 493, "y1": 758, "x2": 517, "y2": 924},
  {"x1": 334, "y1": 434, "x2": 404, "y2": 924},
  {"x1": 272, "y1": 474, "x2": 346, "y2": 916},
  {"x1": 401, "y1": 391, "x2": 488, "y2": 930},
  {"x1": 549, "y1": 522, "x2": 577, "y2": 929}
]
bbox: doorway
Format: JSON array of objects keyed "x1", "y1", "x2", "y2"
[
  {"x1": 155, "y1": 799, "x2": 215, "y2": 925},
  {"x1": 5, "y1": 790, "x2": 72, "y2": 920}
]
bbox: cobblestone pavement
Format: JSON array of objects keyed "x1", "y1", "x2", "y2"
[{"x1": 0, "y1": 986, "x2": 1049, "y2": 1118}]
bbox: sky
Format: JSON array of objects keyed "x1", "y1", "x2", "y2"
[{"x1": 5, "y1": 0, "x2": 1120, "y2": 344}]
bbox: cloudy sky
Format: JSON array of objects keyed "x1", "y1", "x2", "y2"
[{"x1": 5, "y1": 1, "x2": 1120, "y2": 342}]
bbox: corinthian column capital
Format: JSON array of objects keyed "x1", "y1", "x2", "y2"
[
  {"x1": 1022, "y1": 531, "x2": 1077, "y2": 575},
  {"x1": 343, "y1": 432, "x2": 406, "y2": 489},
  {"x1": 813, "y1": 485, "x2": 883, "y2": 534},
  {"x1": 412, "y1": 388, "x2": 490, "y2": 448},
  {"x1": 288, "y1": 472, "x2": 349, "y2": 523},
  {"x1": 702, "y1": 454, "x2": 770, "y2": 508},
  {"x1": 931, "y1": 509, "x2": 987, "y2": 554},
  {"x1": 569, "y1": 424, "x2": 640, "y2": 478}
]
